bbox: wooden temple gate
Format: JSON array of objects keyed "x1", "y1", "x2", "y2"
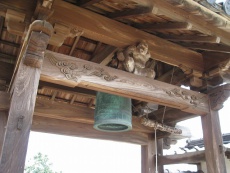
[{"x1": 0, "y1": 0, "x2": 230, "y2": 172}]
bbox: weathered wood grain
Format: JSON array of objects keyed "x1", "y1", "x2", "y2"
[
  {"x1": 49, "y1": 0, "x2": 204, "y2": 71},
  {"x1": 41, "y1": 51, "x2": 209, "y2": 115},
  {"x1": 0, "y1": 111, "x2": 7, "y2": 156},
  {"x1": 0, "y1": 25, "x2": 52, "y2": 173}
]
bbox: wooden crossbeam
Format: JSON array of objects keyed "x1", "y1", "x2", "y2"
[
  {"x1": 182, "y1": 43, "x2": 230, "y2": 53},
  {"x1": 77, "y1": 0, "x2": 101, "y2": 7},
  {"x1": 50, "y1": 0, "x2": 204, "y2": 71},
  {"x1": 135, "y1": 22, "x2": 193, "y2": 31},
  {"x1": 161, "y1": 35, "x2": 220, "y2": 43},
  {"x1": 41, "y1": 51, "x2": 209, "y2": 115},
  {"x1": 158, "y1": 150, "x2": 206, "y2": 165},
  {"x1": 32, "y1": 116, "x2": 148, "y2": 145}
]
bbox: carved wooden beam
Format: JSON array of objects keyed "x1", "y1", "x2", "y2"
[
  {"x1": 40, "y1": 51, "x2": 209, "y2": 115},
  {"x1": 0, "y1": 21, "x2": 53, "y2": 173},
  {"x1": 208, "y1": 84, "x2": 230, "y2": 111},
  {"x1": 49, "y1": 0, "x2": 204, "y2": 72}
]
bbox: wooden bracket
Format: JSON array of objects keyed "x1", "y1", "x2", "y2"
[
  {"x1": 5, "y1": 9, "x2": 26, "y2": 36},
  {"x1": 34, "y1": 0, "x2": 54, "y2": 20},
  {"x1": 49, "y1": 23, "x2": 83, "y2": 47},
  {"x1": 208, "y1": 84, "x2": 230, "y2": 111}
]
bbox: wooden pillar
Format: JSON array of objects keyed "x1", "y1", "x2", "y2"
[
  {"x1": 0, "y1": 20, "x2": 53, "y2": 173},
  {"x1": 157, "y1": 139, "x2": 164, "y2": 173},
  {"x1": 141, "y1": 135, "x2": 155, "y2": 173},
  {"x1": 201, "y1": 84, "x2": 230, "y2": 173}
]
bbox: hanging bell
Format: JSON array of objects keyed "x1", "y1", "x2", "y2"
[{"x1": 94, "y1": 92, "x2": 132, "y2": 132}]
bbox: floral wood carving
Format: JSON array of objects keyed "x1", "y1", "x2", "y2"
[
  {"x1": 45, "y1": 52, "x2": 117, "y2": 82},
  {"x1": 208, "y1": 84, "x2": 230, "y2": 111},
  {"x1": 45, "y1": 52, "x2": 207, "y2": 108},
  {"x1": 166, "y1": 88, "x2": 207, "y2": 107}
]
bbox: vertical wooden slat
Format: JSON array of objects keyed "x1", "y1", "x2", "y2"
[{"x1": 0, "y1": 21, "x2": 53, "y2": 173}]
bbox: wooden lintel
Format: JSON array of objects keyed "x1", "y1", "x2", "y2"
[
  {"x1": 158, "y1": 150, "x2": 206, "y2": 165},
  {"x1": 182, "y1": 43, "x2": 230, "y2": 53},
  {"x1": 41, "y1": 51, "x2": 208, "y2": 115},
  {"x1": 32, "y1": 116, "x2": 148, "y2": 145},
  {"x1": 135, "y1": 22, "x2": 192, "y2": 31},
  {"x1": 161, "y1": 35, "x2": 220, "y2": 43},
  {"x1": 50, "y1": 0, "x2": 204, "y2": 71},
  {"x1": 91, "y1": 45, "x2": 118, "y2": 65}
]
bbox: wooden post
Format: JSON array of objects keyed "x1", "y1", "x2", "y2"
[
  {"x1": 157, "y1": 139, "x2": 164, "y2": 173},
  {"x1": 201, "y1": 84, "x2": 230, "y2": 173},
  {"x1": 141, "y1": 135, "x2": 155, "y2": 173},
  {"x1": 0, "y1": 20, "x2": 53, "y2": 173}
]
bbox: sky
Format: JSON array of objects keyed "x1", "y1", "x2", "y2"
[{"x1": 25, "y1": 97, "x2": 230, "y2": 173}]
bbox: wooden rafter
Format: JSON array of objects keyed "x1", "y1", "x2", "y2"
[
  {"x1": 50, "y1": 0, "x2": 204, "y2": 71},
  {"x1": 91, "y1": 45, "x2": 118, "y2": 65},
  {"x1": 161, "y1": 35, "x2": 220, "y2": 43},
  {"x1": 182, "y1": 43, "x2": 230, "y2": 53},
  {"x1": 41, "y1": 51, "x2": 209, "y2": 115}
]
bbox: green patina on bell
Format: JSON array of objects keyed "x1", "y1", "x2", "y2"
[{"x1": 94, "y1": 92, "x2": 132, "y2": 132}]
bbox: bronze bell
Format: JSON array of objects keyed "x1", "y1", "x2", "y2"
[{"x1": 94, "y1": 92, "x2": 132, "y2": 132}]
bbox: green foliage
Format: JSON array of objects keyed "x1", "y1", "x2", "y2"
[{"x1": 24, "y1": 153, "x2": 62, "y2": 173}]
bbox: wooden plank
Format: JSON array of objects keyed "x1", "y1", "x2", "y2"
[
  {"x1": 181, "y1": 43, "x2": 230, "y2": 53},
  {"x1": 141, "y1": 135, "x2": 155, "y2": 173},
  {"x1": 0, "y1": 22, "x2": 52, "y2": 173},
  {"x1": 91, "y1": 45, "x2": 118, "y2": 65},
  {"x1": 41, "y1": 51, "x2": 209, "y2": 115},
  {"x1": 0, "y1": 52, "x2": 16, "y2": 64},
  {"x1": 32, "y1": 116, "x2": 148, "y2": 145},
  {"x1": 78, "y1": 0, "x2": 101, "y2": 7},
  {"x1": 50, "y1": 0, "x2": 204, "y2": 71},
  {"x1": 158, "y1": 150, "x2": 206, "y2": 165}
]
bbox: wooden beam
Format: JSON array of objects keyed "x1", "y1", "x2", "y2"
[
  {"x1": 32, "y1": 116, "x2": 148, "y2": 145},
  {"x1": 34, "y1": 97, "x2": 154, "y2": 133},
  {"x1": 0, "y1": 21, "x2": 53, "y2": 173},
  {"x1": 41, "y1": 51, "x2": 208, "y2": 115},
  {"x1": 108, "y1": 6, "x2": 153, "y2": 19},
  {"x1": 0, "y1": 52, "x2": 16, "y2": 64},
  {"x1": 0, "y1": 40, "x2": 20, "y2": 48},
  {"x1": 78, "y1": 0, "x2": 101, "y2": 7},
  {"x1": 161, "y1": 35, "x2": 220, "y2": 43},
  {"x1": 158, "y1": 150, "x2": 206, "y2": 165},
  {"x1": 135, "y1": 22, "x2": 193, "y2": 31},
  {"x1": 91, "y1": 45, "x2": 118, "y2": 65},
  {"x1": 50, "y1": 0, "x2": 204, "y2": 71},
  {"x1": 181, "y1": 43, "x2": 230, "y2": 53}
]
